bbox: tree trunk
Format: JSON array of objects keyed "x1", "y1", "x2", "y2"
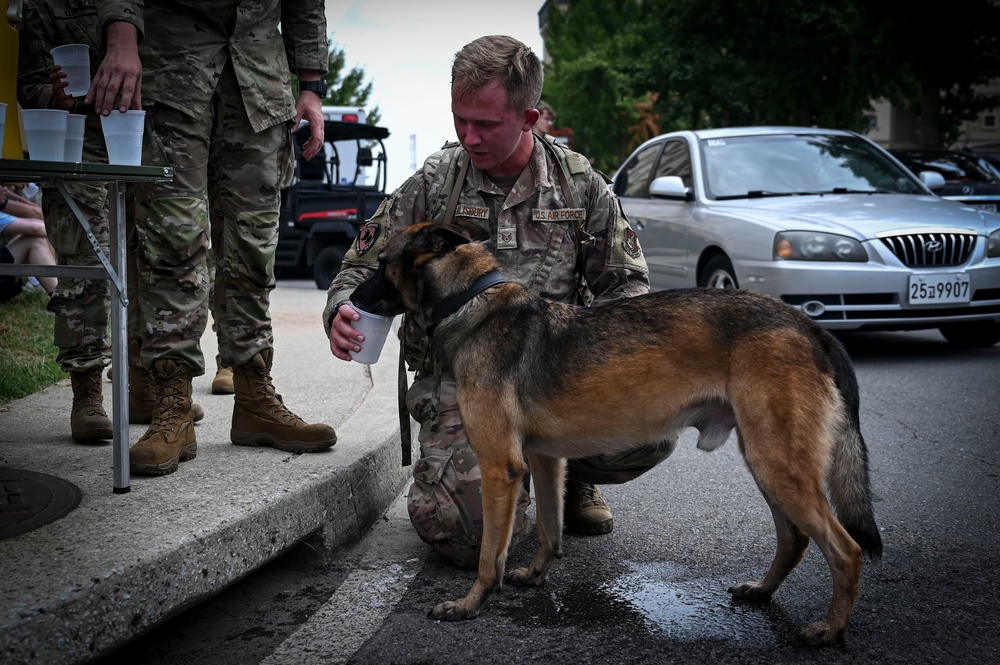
[{"x1": 917, "y1": 83, "x2": 942, "y2": 148}]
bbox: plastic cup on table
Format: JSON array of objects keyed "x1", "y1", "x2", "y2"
[
  {"x1": 100, "y1": 109, "x2": 145, "y2": 166},
  {"x1": 63, "y1": 113, "x2": 85, "y2": 162},
  {"x1": 22, "y1": 108, "x2": 68, "y2": 161},
  {"x1": 50, "y1": 44, "x2": 91, "y2": 98},
  {"x1": 348, "y1": 307, "x2": 394, "y2": 364}
]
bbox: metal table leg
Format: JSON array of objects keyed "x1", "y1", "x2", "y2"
[{"x1": 108, "y1": 182, "x2": 130, "y2": 493}]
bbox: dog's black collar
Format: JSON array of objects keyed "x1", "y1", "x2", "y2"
[{"x1": 432, "y1": 271, "x2": 508, "y2": 324}]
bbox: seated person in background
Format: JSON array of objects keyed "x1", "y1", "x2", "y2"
[
  {"x1": 0, "y1": 208, "x2": 58, "y2": 302},
  {"x1": 2, "y1": 184, "x2": 44, "y2": 220}
]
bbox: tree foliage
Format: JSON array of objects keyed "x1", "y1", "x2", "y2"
[
  {"x1": 321, "y1": 40, "x2": 381, "y2": 126},
  {"x1": 542, "y1": 0, "x2": 1000, "y2": 167},
  {"x1": 542, "y1": 0, "x2": 653, "y2": 172}
]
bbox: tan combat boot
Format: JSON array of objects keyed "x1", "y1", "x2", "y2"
[
  {"x1": 128, "y1": 364, "x2": 205, "y2": 424},
  {"x1": 211, "y1": 354, "x2": 234, "y2": 394},
  {"x1": 564, "y1": 480, "x2": 614, "y2": 535},
  {"x1": 70, "y1": 367, "x2": 113, "y2": 441},
  {"x1": 230, "y1": 348, "x2": 337, "y2": 453},
  {"x1": 129, "y1": 359, "x2": 197, "y2": 475}
]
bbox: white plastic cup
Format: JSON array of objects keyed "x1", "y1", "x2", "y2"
[
  {"x1": 348, "y1": 307, "x2": 394, "y2": 364},
  {"x1": 22, "y1": 108, "x2": 68, "y2": 161},
  {"x1": 100, "y1": 109, "x2": 145, "y2": 165},
  {"x1": 0, "y1": 102, "x2": 6, "y2": 155},
  {"x1": 63, "y1": 113, "x2": 85, "y2": 162},
  {"x1": 50, "y1": 44, "x2": 91, "y2": 98}
]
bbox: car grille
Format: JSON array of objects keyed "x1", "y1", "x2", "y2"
[{"x1": 879, "y1": 232, "x2": 976, "y2": 267}]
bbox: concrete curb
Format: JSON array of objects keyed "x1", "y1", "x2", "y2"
[{"x1": 0, "y1": 282, "x2": 410, "y2": 664}]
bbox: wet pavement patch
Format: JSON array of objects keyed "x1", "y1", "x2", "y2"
[{"x1": 0, "y1": 467, "x2": 82, "y2": 540}]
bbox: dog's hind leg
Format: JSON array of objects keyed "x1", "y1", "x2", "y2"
[
  {"x1": 428, "y1": 437, "x2": 527, "y2": 621},
  {"x1": 729, "y1": 498, "x2": 809, "y2": 603},
  {"x1": 735, "y1": 435, "x2": 864, "y2": 646},
  {"x1": 506, "y1": 452, "x2": 565, "y2": 587}
]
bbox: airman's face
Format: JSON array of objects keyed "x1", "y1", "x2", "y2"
[{"x1": 452, "y1": 78, "x2": 537, "y2": 178}]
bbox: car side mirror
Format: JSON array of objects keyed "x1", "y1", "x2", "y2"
[
  {"x1": 649, "y1": 175, "x2": 692, "y2": 201},
  {"x1": 919, "y1": 170, "x2": 946, "y2": 191}
]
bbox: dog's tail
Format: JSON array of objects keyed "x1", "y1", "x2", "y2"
[{"x1": 825, "y1": 336, "x2": 883, "y2": 562}]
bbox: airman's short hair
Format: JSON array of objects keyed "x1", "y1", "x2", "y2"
[{"x1": 452, "y1": 35, "x2": 543, "y2": 115}]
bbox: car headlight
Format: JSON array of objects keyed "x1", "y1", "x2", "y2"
[
  {"x1": 988, "y1": 229, "x2": 1000, "y2": 258},
  {"x1": 774, "y1": 232, "x2": 868, "y2": 262}
]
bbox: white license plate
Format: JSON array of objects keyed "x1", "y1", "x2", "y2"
[
  {"x1": 975, "y1": 203, "x2": 997, "y2": 212},
  {"x1": 908, "y1": 273, "x2": 971, "y2": 304}
]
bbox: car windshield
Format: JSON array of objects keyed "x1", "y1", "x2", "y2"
[
  {"x1": 699, "y1": 134, "x2": 924, "y2": 201},
  {"x1": 893, "y1": 151, "x2": 1000, "y2": 184}
]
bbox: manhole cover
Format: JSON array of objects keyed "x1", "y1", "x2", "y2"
[{"x1": 0, "y1": 468, "x2": 82, "y2": 541}]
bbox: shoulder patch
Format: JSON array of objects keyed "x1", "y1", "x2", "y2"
[
  {"x1": 355, "y1": 222, "x2": 382, "y2": 257},
  {"x1": 621, "y1": 226, "x2": 642, "y2": 260},
  {"x1": 609, "y1": 212, "x2": 647, "y2": 271}
]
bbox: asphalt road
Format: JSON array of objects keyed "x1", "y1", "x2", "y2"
[{"x1": 97, "y1": 328, "x2": 1000, "y2": 665}]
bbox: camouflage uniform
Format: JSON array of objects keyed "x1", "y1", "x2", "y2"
[
  {"x1": 324, "y1": 138, "x2": 674, "y2": 567},
  {"x1": 17, "y1": 0, "x2": 112, "y2": 373},
  {"x1": 95, "y1": 0, "x2": 327, "y2": 373}
]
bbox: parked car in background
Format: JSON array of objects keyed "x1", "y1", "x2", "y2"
[
  {"x1": 612, "y1": 126, "x2": 1000, "y2": 346},
  {"x1": 891, "y1": 149, "x2": 1000, "y2": 212}
]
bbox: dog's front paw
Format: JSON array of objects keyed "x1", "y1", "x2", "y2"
[
  {"x1": 799, "y1": 620, "x2": 846, "y2": 647},
  {"x1": 727, "y1": 581, "x2": 773, "y2": 602},
  {"x1": 505, "y1": 565, "x2": 547, "y2": 587},
  {"x1": 428, "y1": 599, "x2": 479, "y2": 621}
]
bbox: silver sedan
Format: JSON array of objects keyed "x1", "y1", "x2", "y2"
[{"x1": 612, "y1": 126, "x2": 1000, "y2": 347}]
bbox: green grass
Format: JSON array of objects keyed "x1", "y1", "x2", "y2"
[{"x1": 0, "y1": 290, "x2": 66, "y2": 405}]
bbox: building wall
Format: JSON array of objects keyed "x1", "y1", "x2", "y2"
[{"x1": 866, "y1": 79, "x2": 1000, "y2": 153}]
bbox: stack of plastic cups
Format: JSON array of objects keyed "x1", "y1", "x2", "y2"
[
  {"x1": 21, "y1": 109, "x2": 68, "y2": 161},
  {"x1": 0, "y1": 102, "x2": 6, "y2": 155},
  {"x1": 64, "y1": 113, "x2": 85, "y2": 162},
  {"x1": 100, "y1": 110, "x2": 145, "y2": 166}
]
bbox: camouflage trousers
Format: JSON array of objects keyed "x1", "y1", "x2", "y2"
[
  {"x1": 131, "y1": 60, "x2": 295, "y2": 374},
  {"x1": 43, "y1": 193, "x2": 111, "y2": 373},
  {"x1": 406, "y1": 373, "x2": 675, "y2": 568}
]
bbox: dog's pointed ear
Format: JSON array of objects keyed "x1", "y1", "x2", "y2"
[
  {"x1": 427, "y1": 225, "x2": 473, "y2": 253},
  {"x1": 447, "y1": 219, "x2": 491, "y2": 243}
]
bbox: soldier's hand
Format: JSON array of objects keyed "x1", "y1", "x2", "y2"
[
  {"x1": 48, "y1": 66, "x2": 76, "y2": 111},
  {"x1": 86, "y1": 21, "x2": 142, "y2": 115},
  {"x1": 293, "y1": 81, "x2": 325, "y2": 161},
  {"x1": 329, "y1": 303, "x2": 364, "y2": 361}
]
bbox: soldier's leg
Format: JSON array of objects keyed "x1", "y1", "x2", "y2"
[
  {"x1": 563, "y1": 439, "x2": 677, "y2": 534},
  {"x1": 563, "y1": 441, "x2": 675, "y2": 536},
  {"x1": 209, "y1": 62, "x2": 335, "y2": 452},
  {"x1": 132, "y1": 102, "x2": 212, "y2": 373},
  {"x1": 44, "y1": 193, "x2": 112, "y2": 441},
  {"x1": 206, "y1": 235, "x2": 233, "y2": 394},
  {"x1": 405, "y1": 375, "x2": 531, "y2": 569},
  {"x1": 44, "y1": 195, "x2": 111, "y2": 374},
  {"x1": 128, "y1": 102, "x2": 211, "y2": 474},
  {"x1": 567, "y1": 440, "x2": 677, "y2": 486}
]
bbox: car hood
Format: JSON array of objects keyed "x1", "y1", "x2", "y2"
[{"x1": 705, "y1": 193, "x2": 996, "y2": 239}]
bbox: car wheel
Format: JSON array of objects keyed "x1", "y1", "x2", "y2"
[
  {"x1": 313, "y1": 245, "x2": 346, "y2": 290},
  {"x1": 699, "y1": 255, "x2": 738, "y2": 289},
  {"x1": 938, "y1": 321, "x2": 1000, "y2": 348}
]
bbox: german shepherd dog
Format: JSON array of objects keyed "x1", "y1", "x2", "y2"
[{"x1": 350, "y1": 221, "x2": 882, "y2": 646}]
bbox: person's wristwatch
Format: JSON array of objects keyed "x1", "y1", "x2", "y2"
[{"x1": 298, "y1": 79, "x2": 327, "y2": 98}]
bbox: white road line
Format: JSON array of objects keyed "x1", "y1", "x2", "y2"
[{"x1": 261, "y1": 492, "x2": 426, "y2": 665}]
